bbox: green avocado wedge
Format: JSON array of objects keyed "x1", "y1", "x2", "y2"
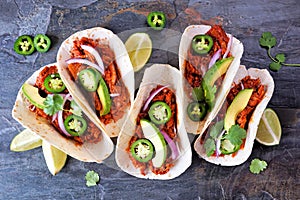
[
  {"x1": 140, "y1": 119, "x2": 167, "y2": 168},
  {"x1": 201, "y1": 57, "x2": 234, "y2": 110},
  {"x1": 22, "y1": 83, "x2": 46, "y2": 109},
  {"x1": 224, "y1": 88, "x2": 253, "y2": 131},
  {"x1": 96, "y1": 77, "x2": 111, "y2": 116},
  {"x1": 202, "y1": 57, "x2": 234, "y2": 86}
]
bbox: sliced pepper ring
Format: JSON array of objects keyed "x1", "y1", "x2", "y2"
[
  {"x1": 14, "y1": 35, "x2": 35, "y2": 55},
  {"x1": 64, "y1": 115, "x2": 87, "y2": 136},
  {"x1": 187, "y1": 101, "x2": 207, "y2": 121},
  {"x1": 78, "y1": 68, "x2": 101, "y2": 92},
  {"x1": 192, "y1": 34, "x2": 213, "y2": 55},
  {"x1": 43, "y1": 73, "x2": 66, "y2": 93},
  {"x1": 147, "y1": 11, "x2": 166, "y2": 30},
  {"x1": 148, "y1": 101, "x2": 172, "y2": 125},
  {"x1": 34, "y1": 34, "x2": 51, "y2": 53},
  {"x1": 130, "y1": 138, "x2": 154, "y2": 163}
]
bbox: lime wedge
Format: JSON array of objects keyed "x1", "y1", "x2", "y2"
[
  {"x1": 125, "y1": 33, "x2": 152, "y2": 72},
  {"x1": 42, "y1": 140, "x2": 67, "y2": 175},
  {"x1": 10, "y1": 129, "x2": 42, "y2": 152},
  {"x1": 256, "y1": 108, "x2": 282, "y2": 146}
]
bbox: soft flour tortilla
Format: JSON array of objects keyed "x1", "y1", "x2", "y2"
[
  {"x1": 194, "y1": 65, "x2": 274, "y2": 166},
  {"x1": 179, "y1": 25, "x2": 244, "y2": 135},
  {"x1": 12, "y1": 63, "x2": 114, "y2": 163},
  {"x1": 57, "y1": 27, "x2": 134, "y2": 137},
  {"x1": 115, "y1": 64, "x2": 192, "y2": 180}
]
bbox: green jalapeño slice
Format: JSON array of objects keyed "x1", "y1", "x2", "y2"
[
  {"x1": 192, "y1": 34, "x2": 213, "y2": 55},
  {"x1": 78, "y1": 68, "x2": 101, "y2": 92},
  {"x1": 148, "y1": 101, "x2": 172, "y2": 125},
  {"x1": 147, "y1": 11, "x2": 166, "y2": 30},
  {"x1": 64, "y1": 115, "x2": 87, "y2": 136},
  {"x1": 14, "y1": 35, "x2": 35, "y2": 55},
  {"x1": 130, "y1": 138, "x2": 154, "y2": 163},
  {"x1": 187, "y1": 101, "x2": 207, "y2": 121},
  {"x1": 34, "y1": 34, "x2": 51, "y2": 53},
  {"x1": 43, "y1": 73, "x2": 66, "y2": 93}
]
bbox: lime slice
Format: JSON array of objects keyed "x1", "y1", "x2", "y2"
[
  {"x1": 256, "y1": 108, "x2": 282, "y2": 146},
  {"x1": 10, "y1": 129, "x2": 42, "y2": 152},
  {"x1": 42, "y1": 140, "x2": 67, "y2": 175},
  {"x1": 125, "y1": 33, "x2": 152, "y2": 72}
]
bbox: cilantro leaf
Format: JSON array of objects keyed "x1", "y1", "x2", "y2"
[
  {"x1": 269, "y1": 61, "x2": 282, "y2": 72},
  {"x1": 275, "y1": 53, "x2": 286, "y2": 63},
  {"x1": 259, "y1": 32, "x2": 276, "y2": 49},
  {"x1": 70, "y1": 100, "x2": 82, "y2": 116},
  {"x1": 192, "y1": 86, "x2": 204, "y2": 101},
  {"x1": 223, "y1": 125, "x2": 246, "y2": 146},
  {"x1": 209, "y1": 120, "x2": 224, "y2": 139},
  {"x1": 204, "y1": 138, "x2": 216, "y2": 157},
  {"x1": 259, "y1": 31, "x2": 300, "y2": 71},
  {"x1": 43, "y1": 94, "x2": 63, "y2": 116},
  {"x1": 85, "y1": 170, "x2": 100, "y2": 187},
  {"x1": 203, "y1": 83, "x2": 217, "y2": 111},
  {"x1": 250, "y1": 158, "x2": 267, "y2": 174}
]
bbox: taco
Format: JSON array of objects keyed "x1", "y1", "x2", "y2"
[
  {"x1": 57, "y1": 27, "x2": 134, "y2": 137},
  {"x1": 12, "y1": 63, "x2": 114, "y2": 163},
  {"x1": 179, "y1": 25, "x2": 244, "y2": 134},
  {"x1": 116, "y1": 64, "x2": 192, "y2": 180},
  {"x1": 194, "y1": 65, "x2": 274, "y2": 166}
]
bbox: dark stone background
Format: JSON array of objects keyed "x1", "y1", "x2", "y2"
[{"x1": 1, "y1": 0, "x2": 299, "y2": 199}]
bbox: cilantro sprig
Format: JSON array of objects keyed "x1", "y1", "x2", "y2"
[
  {"x1": 204, "y1": 121, "x2": 246, "y2": 156},
  {"x1": 85, "y1": 170, "x2": 100, "y2": 187},
  {"x1": 223, "y1": 125, "x2": 246, "y2": 146},
  {"x1": 249, "y1": 158, "x2": 267, "y2": 174},
  {"x1": 259, "y1": 32, "x2": 300, "y2": 71},
  {"x1": 42, "y1": 94, "x2": 82, "y2": 117},
  {"x1": 43, "y1": 94, "x2": 64, "y2": 116}
]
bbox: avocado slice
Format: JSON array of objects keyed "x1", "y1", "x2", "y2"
[
  {"x1": 201, "y1": 57, "x2": 234, "y2": 110},
  {"x1": 22, "y1": 83, "x2": 46, "y2": 109},
  {"x1": 224, "y1": 88, "x2": 253, "y2": 131},
  {"x1": 202, "y1": 57, "x2": 234, "y2": 86},
  {"x1": 96, "y1": 77, "x2": 111, "y2": 116},
  {"x1": 140, "y1": 119, "x2": 167, "y2": 168}
]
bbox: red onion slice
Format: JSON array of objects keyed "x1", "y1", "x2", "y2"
[
  {"x1": 57, "y1": 110, "x2": 71, "y2": 137},
  {"x1": 160, "y1": 130, "x2": 179, "y2": 160},
  {"x1": 81, "y1": 45, "x2": 104, "y2": 72},
  {"x1": 57, "y1": 93, "x2": 72, "y2": 137},
  {"x1": 223, "y1": 34, "x2": 233, "y2": 59},
  {"x1": 66, "y1": 58, "x2": 104, "y2": 75},
  {"x1": 208, "y1": 49, "x2": 222, "y2": 69},
  {"x1": 52, "y1": 112, "x2": 58, "y2": 122},
  {"x1": 142, "y1": 85, "x2": 168, "y2": 111}
]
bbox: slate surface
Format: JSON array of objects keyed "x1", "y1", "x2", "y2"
[{"x1": 1, "y1": 0, "x2": 299, "y2": 199}]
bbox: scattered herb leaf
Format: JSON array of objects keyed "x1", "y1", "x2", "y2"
[
  {"x1": 259, "y1": 32, "x2": 276, "y2": 49},
  {"x1": 192, "y1": 86, "x2": 204, "y2": 101},
  {"x1": 70, "y1": 100, "x2": 82, "y2": 116},
  {"x1": 43, "y1": 94, "x2": 63, "y2": 116},
  {"x1": 259, "y1": 32, "x2": 300, "y2": 71},
  {"x1": 275, "y1": 53, "x2": 285, "y2": 63},
  {"x1": 223, "y1": 125, "x2": 246, "y2": 146},
  {"x1": 203, "y1": 84, "x2": 217, "y2": 111},
  {"x1": 209, "y1": 120, "x2": 224, "y2": 139},
  {"x1": 85, "y1": 170, "x2": 100, "y2": 187},
  {"x1": 250, "y1": 158, "x2": 267, "y2": 174},
  {"x1": 269, "y1": 61, "x2": 281, "y2": 71},
  {"x1": 204, "y1": 138, "x2": 216, "y2": 157}
]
